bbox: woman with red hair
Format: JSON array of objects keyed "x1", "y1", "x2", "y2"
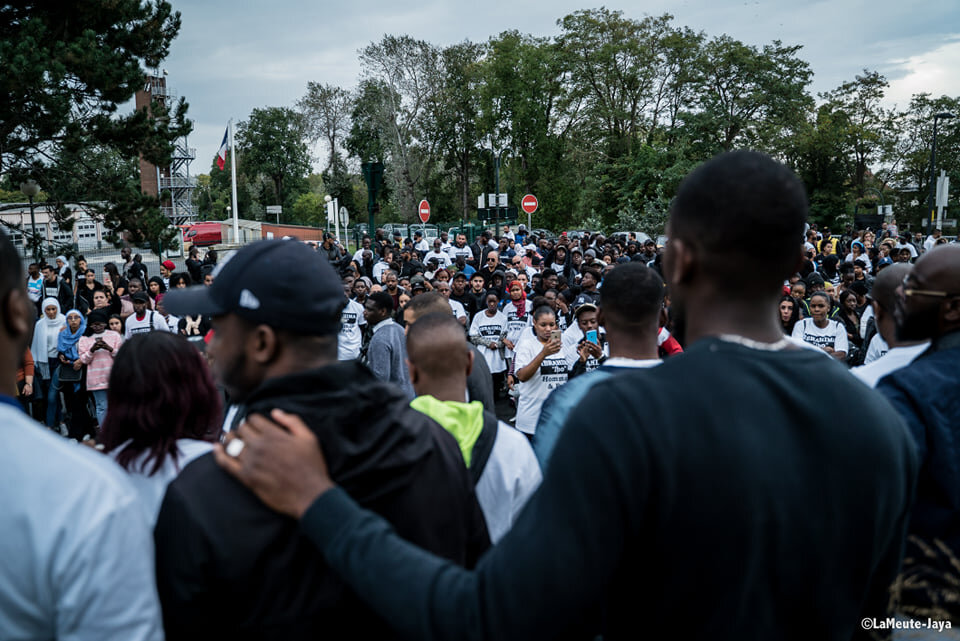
[{"x1": 100, "y1": 332, "x2": 222, "y2": 524}]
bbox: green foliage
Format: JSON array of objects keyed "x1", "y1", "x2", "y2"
[
  {"x1": 224, "y1": 10, "x2": 957, "y2": 238},
  {"x1": 1, "y1": 1, "x2": 190, "y2": 247},
  {"x1": 236, "y1": 107, "x2": 311, "y2": 217},
  {"x1": 291, "y1": 192, "x2": 325, "y2": 227}
]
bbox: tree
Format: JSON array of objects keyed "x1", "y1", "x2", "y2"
[
  {"x1": 786, "y1": 105, "x2": 854, "y2": 228},
  {"x1": 429, "y1": 41, "x2": 484, "y2": 222},
  {"x1": 819, "y1": 71, "x2": 901, "y2": 198},
  {"x1": 298, "y1": 82, "x2": 353, "y2": 173},
  {"x1": 889, "y1": 93, "x2": 960, "y2": 229},
  {"x1": 358, "y1": 35, "x2": 442, "y2": 221},
  {"x1": 236, "y1": 107, "x2": 311, "y2": 214},
  {"x1": 686, "y1": 36, "x2": 813, "y2": 154},
  {"x1": 0, "y1": 1, "x2": 190, "y2": 246}
]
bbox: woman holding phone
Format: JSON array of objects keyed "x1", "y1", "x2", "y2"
[{"x1": 513, "y1": 305, "x2": 569, "y2": 438}]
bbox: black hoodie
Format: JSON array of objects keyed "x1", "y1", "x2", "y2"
[{"x1": 155, "y1": 361, "x2": 490, "y2": 641}]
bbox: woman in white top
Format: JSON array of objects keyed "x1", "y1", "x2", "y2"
[
  {"x1": 513, "y1": 305, "x2": 569, "y2": 436},
  {"x1": 30, "y1": 297, "x2": 66, "y2": 428},
  {"x1": 100, "y1": 331, "x2": 222, "y2": 525},
  {"x1": 791, "y1": 291, "x2": 848, "y2": 361},
  {"x1": 844, "y1": 241, "x2": 871, "y2": 272},
  {"x1": 469, "y1": 292, "x2": 508, "y2": 375}
]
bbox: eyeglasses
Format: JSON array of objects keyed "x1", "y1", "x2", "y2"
[
  {"x1": 488, "y1": 258, "x2": 497, "y2": 263},
  {"x1": 902, "y1": 276, "x2": 960, "y2": 299}
]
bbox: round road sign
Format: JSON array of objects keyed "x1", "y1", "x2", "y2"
[
  {"x1": 418, "y1": 199, "x2": 431, "y2": 223},
  {"x1": 521, "y1": 194, "x2": 538, "y2": 215}
]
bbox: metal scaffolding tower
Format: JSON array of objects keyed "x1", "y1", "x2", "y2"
[{"x1": 137, "y1": 74, "x2": 198, "y2": 226}]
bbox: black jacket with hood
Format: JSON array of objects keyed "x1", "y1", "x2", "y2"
[{"x1": 155, "y1": 360, "x2": 490, "y2": 641}]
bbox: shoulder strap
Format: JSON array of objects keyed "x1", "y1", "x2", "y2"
[{"x1": 470, "y1": 411, "x2": 499, "y2": 485}]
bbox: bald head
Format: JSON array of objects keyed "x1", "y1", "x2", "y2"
[
  {"x1": 403, "y1": 292, "x2": 450, "y2": 326},
  {"x1": 870, "y1": 263, "x2": 911, "y2": 312},
  {"x1": 406, "y1": 312, "x2": 472, "y2": 400},
  {"x1": 914, "y1": 245, "x2": 960, "y2": 294},
  {"x1": 895, "y1": 244, "x2": 960, "y2": 343}
]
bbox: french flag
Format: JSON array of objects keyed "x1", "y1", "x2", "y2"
[{"x1": 216, "y1": 128, "x2": 229, "y2": 170}]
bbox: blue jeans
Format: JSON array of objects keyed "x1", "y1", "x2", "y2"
[
  {"x1": 44, "y1": 359, "x2": 61, "y2": 428},
  {"x1": 91, "y1": 390, "x2": 108, "y2": 425}
]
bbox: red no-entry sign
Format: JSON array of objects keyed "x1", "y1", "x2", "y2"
[
  {"x1": 521, "y1": 194, "x2": 538, "y2": 215},
  {"x1": 418, "y1": 199, "x2": 431, "y2": 223}
]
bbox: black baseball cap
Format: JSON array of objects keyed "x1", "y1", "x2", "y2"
[{"x1": 163, "y1": 240, "x2": 344, "y2": 335}]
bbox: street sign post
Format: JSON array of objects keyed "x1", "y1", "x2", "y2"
[
  {"x1": 418, "y1": 199, "x2": 431, "y2": 224},
  {"x1": 521, "y1": 194, "x2": 538, "y2": 230}
]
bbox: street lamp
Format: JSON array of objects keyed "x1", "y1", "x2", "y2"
[
  {"x1": 927, "y1": 111, "x2": 956, "y2": 229},
  {"x1": 19, "y1": 179, "x2": 41, "y2": 263},
  {"x1": 482, "y1": 146, "x2": 511, "y2": 239}
]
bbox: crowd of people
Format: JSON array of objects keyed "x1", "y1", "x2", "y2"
[
  {"x1": 1, "y1": 149, "x2": 959, "y2": 640},
  {"x1": 16, "y1": 245, "x2": 219, "y2": 439}
]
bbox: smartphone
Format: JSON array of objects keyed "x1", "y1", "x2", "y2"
[
  {"x1": 550, "y1": 329, "x2": 562, "y2": 342},
  {"x1": 586, "y1": 329, "x2": 599, "y2": 345}
]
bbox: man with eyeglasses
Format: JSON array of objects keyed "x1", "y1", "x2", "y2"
[
  {"x1": 509, "y1": 256, "x2": 534, "y2": 280},
  {"x1": 479, "y1": 251, "x2": 502, "y2": 288},
  {"x1": 850, "y1": 264, "x2": 928, "y2": 386},
  {"x1": 877, "y1": 244, "x2": 960, "y2": 622}
]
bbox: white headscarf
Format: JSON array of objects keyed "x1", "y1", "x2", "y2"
[
  {"x1": 56, "y1": 255, "x2": 69, "y2": 277},
  {"x1": 31, "y1": 297, "x2": 65, "y2": 379}
]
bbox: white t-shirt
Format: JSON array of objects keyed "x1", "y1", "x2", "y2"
[
  {"x1": 110, "y1": 438, "x2": 214, "y2": 526},
  {"x1": 448, "y1": 299, "x2": 468, "y2": 324},
  {"x1": 338, "y1": 298, "x2": 367, "y2": 361},
  {"x1": 124, "y1": 310, "x2": 167, "y2": 338},
  {"x1": 896, "y1": 242, "x2": 917, "y2": 258},
  {"x1": 859, "y1": 304, "x2": 874, "y2": 340},
  {"x1": 372, "y1": 261, "x2": 391, "y2": 284},
  {"x1": 447, "y1": 245, "x2": 473, "y2": 262},
  {"x1": 164, "y1": 314, "x2": 180, "y2": 333},
  {"x1": 862, "y1": 333, "x2": 888, "y2": 365},
  {"x1": 502, "y1": 302, "x2": 531, "y2": 358},
  {"x1": 791, "y1": 317, "x2": 849, "y2": 354},
  {"x1": 423, "y1": 250, "x2": 451, "y2": 268},
  {"x1": 469, "y1": 310, "x2": 508, "y2": 374},
  {"x1": 561, "y1": 324, "x2": 608, "y2": 370},
  {"x1": 514, "y1": 337, "x2": 569, "y2": 434}
]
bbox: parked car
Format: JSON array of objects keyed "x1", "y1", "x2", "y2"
[
  {"x1": 180, "y1": 222, "x2": 222, "y2": 250},
  {"x1": 609, "y1": 231, "x2": 652, "y2": 246},
  {"x1": 408, "y1": 223, "x2": 439, "y2": 241},
  {"x1": 529, "y1": 228, "x2": 556, "y2": 242}
]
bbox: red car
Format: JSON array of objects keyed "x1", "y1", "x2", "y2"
[{"x1": 180, "y1": 222, "x2": 222, "y2": 249}]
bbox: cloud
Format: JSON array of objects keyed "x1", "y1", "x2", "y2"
[
  {"x1": 161, "y1": 0, "x2": 960, "y2": 176},
  {"x1": 884, "y1": 35, "x2": 960, "y2": 108}
]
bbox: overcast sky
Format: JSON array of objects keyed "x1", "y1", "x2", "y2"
[{"x1": 159, "y1": 0, "x2": 960, "y2": 175}]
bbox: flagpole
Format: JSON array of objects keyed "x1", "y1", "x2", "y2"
[{"x1": 229, "y1": 119, "x2": 239, "y2": 244}]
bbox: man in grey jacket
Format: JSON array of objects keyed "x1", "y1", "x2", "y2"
[{"x1": 364, "y1": 291, "x2": 414, "y2": 398}]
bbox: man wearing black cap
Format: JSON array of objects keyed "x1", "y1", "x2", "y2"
[
  {"x1": 320, "y1": 231, "x2": 342, "y2": 268},
  {"x1": 123, "y1": 291, "x2": 167, "y2": 338},
  {"x1": 413, "y1": 230, "x2": 429, "y2": 255},
  {"x1": 158, "y1": 239, "x2": 488, "y2": 639},
  {"x1": 449, "y1": 271, "x2": 476, "y2": 322}
]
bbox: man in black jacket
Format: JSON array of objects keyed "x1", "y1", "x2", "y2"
[
  {"x1": 213, "y1": 152, "x2": 918, "y2": 641},
  {"x1": 40, "y1": 263, "x2": 73, "y2": 312},
  {"x1": 160, "y1": 239, "x2": 489, "y2": 640}
]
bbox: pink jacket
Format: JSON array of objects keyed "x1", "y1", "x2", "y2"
[{"x1": 79, "y1": 331, "x2": 123, "y2": 390}]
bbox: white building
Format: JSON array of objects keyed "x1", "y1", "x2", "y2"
[{"x1": 0, "y1": 203, "x2": 109, "y2": 255}]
